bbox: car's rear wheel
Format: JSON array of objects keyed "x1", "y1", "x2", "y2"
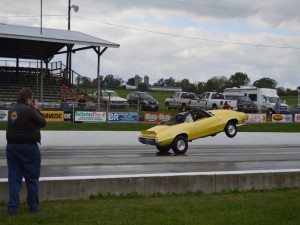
[
  {"x1": 181, "y1": 104, "x2": 187, "y2": 112},
  {"x1": 224, "y1": 121, "x2": 237, "y2": 138},
  {"x1": 156, "y1": 145, "x2": 171, "y2": 153},
  {"x1": 212, "y1": 104, "x2": 218, "y2": 110},
  {"x1": 172, "y1": 135, "x2": 188, "y2": 154}
]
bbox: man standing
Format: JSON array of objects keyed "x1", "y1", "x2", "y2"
[
  {"x1": 275, "y1": 98, "x2": 281, "y2": 114},
  {"x1": 5, "y1": 87, "x2": 46, "y2": 216}
]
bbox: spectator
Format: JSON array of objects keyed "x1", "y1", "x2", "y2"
[
  {"x1": 77, "y1": 95, "x2": 86, "y2": 109},
  {"x1": 5, "y1": 87, "x2": 46, "y2": 216},
  {"x1": 275, "y1": 99, "x2": 281, "y2": 114},
  {"x1": 60, "y1": 97, "x2": 71, "y2": 112}
]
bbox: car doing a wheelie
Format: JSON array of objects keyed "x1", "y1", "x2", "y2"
[{"x1": 138, "y1": 109, "x2": 247, "y2": 154}]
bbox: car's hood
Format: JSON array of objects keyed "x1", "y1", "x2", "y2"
[{"x1": 143, "y1": 98, "x2": 157, "y2": 103}]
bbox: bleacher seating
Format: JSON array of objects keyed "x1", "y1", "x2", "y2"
[{"x1": 0, "y1": 66, "x2": 62, "y2": 104}]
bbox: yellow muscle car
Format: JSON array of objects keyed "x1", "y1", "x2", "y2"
[{"x1": 138, "y1": 109, "x2": 246, "y2": 154}]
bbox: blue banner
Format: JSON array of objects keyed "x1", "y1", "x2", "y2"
[{"x1": 108, "y1": 112, "x2": 138, "y2": 122}]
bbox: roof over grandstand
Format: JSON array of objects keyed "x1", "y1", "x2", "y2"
[{"x1": 0, "y1": 23, "x2": 120, "y2": 61}]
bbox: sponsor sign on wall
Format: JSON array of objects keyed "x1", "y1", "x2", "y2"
[
  {"x1": 41, "y1": 111, "x2": 64, "y2": 122},
  {"x1": 245, "y1": 114, "x2": 266, "y2": 123},
  {"x1": 0, "y1": 110, "x2": 8, "y2": 121},
  {"x1": 74, "y1": 111, "x2": 106, "y2": 122},
  {"x1": 272, "y1": 114, "x2": 293, "y2": 123},
  {"x1": 64, "y1": 111, "x2": 72, "y2": 122},
  {"x1": 144, "y1": 112, "x2": 172, "y2": 122},
  {"x1": 108, "y1": 112, "x2": 138, "y2": 122},
  {"x1": 295, "y1": 114, "x2": 300, "y2": 122}
]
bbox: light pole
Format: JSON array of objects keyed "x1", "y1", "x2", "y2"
[
  {"x1": 68, "y1": 0, "x2": 79, "y2": 30},
  {"x1": 66, "y1": 0, "x2": 79, "y2": 86}
]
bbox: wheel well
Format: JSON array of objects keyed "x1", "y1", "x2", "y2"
[
  {"x1": 174, "y1": 133, "x2": 188, "y2": 140},
  {"x1": 227, "y1": 119, "x2": 238, "y2": 125}
]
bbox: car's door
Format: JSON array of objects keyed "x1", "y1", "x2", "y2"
[
  {"x1": 198, "y1": 93, "x2": 210, "y2": 109},
  {"x1": 192, "y1": 114, "x2": 224, "y2": 139}
]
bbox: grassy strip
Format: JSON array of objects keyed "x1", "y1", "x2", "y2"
[
  {"x1": 238, "y1": 122, "x2": 300, "y2": 132},
  {"x1": 1, "y1": 188, "x2": 299, "y2": 225},
  {"x1": 0, "y1": 121, "x2": 299, "y2": 132}
]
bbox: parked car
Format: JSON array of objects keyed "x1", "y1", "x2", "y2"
[
  {"x1": 126, "y1": 92, "x2": 159, "y2": 111},
  {"x1": 288, "y1": 104, "x2": 300, "y2": 121},
  {"x1": 88, "y1": 90, "x2": 128, "y2": 107},
  {"x1": 197, "y1": 92, "x2": 238, "y2": 110},
  {"x1": 225, "y1": 95, "x2": 258, "y2": 113},
  {"x1": 138, "y1": 108, "x2": 246, "y2": 154},
  {"x1": 165, "y1": 91, "x2": 197, "y2": 111}
]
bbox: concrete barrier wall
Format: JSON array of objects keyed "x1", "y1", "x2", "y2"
[{"x1": 1, "y1": 170, "x2": 300, "y2": 202}]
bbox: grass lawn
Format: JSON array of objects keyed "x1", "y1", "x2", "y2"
[{"x1": 1, "y1": 188, "x2": 300, "y2": 225}]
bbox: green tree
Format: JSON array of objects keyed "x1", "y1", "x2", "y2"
[
  {"x1": 277, "y1": 87, "x2": 286, "y2": 96},
  {"x1": 196, "y1": 81, "x2": 206, "y2": 94},
  {"x1": 253, "y1": 77, "x2": 277, "y2": 89},
  {"x1": 176, "y1": 78, "x2": 196, "y2": 92},
  {"x1": 205, "y1": 76, "x2": 229, "y2": 92},
  {"x1": 126, "y1": 77, "x2": 135, "y2": 86},
  {"x1": 165, "y1": 77, "x2": 176, "y2": 87},
  {"x1": 153, "y1": 78, "x2": 165, "y2": 86},
  {"x1": 103, "y1": 74, "x2": 124, "y2": 88},
  {"x1": 92, "y1": 76, "x2": 103, "y2": 87},
  {"x1": 138, "y1": 83, "x2": 149, "y2": 91},
  {"x1": 228, "y1": 72, "x2": 250, "y2": 88}
]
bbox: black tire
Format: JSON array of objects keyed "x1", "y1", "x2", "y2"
[
  {"x1": 172, "y1": 135, "x2": 188, "y2": 154},
  {"x1": 156, "y1": 145, "x2": 171, "y2": 153},
  {"x1": 165, "y1": 102, "x2": 170, "y2": 110},
  {"x1": 181, "y1": 104, "x2": 187, "y2": 112},
  {"x1": 224, "y1": 121, "x2": 237, "y2": 138},
  {"x1": 212, "y1": 104, "x2": 218, "y2": 110}
]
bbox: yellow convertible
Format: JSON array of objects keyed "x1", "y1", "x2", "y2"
[{"x1": 138, "y1": 109, "x2": 246, "y2": 154}]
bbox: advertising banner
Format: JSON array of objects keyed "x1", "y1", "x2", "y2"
[
  {"x1": 245, "y1": 114, "x2": 266, "y2": 123},
  {"x1": 0, "y1": 110, "x2": 8, "y2": 121},
  {"x1": 74, "y1": 111, "x2": 106, "y2": 122},
  {"x1": 41, "y1": 111, "x2": 64, "y2": 122},
  {"x1": 108, "y1": 112, "x2": 138, "y2": 122},
  {"x1": 64, "y1": 111, "x2": 72, "y2": 122},
  {"x1": 144, "y1": 112, "x2": 172, "y2": 123},
  {"x1": 294, "y1": 114, "x2": 300, "y2": 122},
  {"x1": 272, "y1": 114, "x2": 293, "y2": 123}
]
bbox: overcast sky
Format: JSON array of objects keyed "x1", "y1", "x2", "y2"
[{"x1": 1, "y1": 0, "x2": 300, "y2": 89}]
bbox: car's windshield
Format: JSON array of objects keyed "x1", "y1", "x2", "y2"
[
  {"x1": 239, "y1": 96, "x2": 252, "y2": 101},
  {"x1": 268, "y1": 97, "x2": 278, "y2": 103},
  {"x1": 140, "y1": 93, "x2": 154, "y2": 99},
  {"x1": 103, "y1": 91, "x2": 118, "y2": 97}
]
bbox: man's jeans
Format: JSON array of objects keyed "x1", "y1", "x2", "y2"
[{"x1": 6, "y1": 144, "x2": 41, "y2": 215}]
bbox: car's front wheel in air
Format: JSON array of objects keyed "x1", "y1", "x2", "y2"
[
  {"x1": 224, "y1": 121, "x2": 237, "y2": 138},
  {"x1": 172, "y1": 135, "x2": 188, "y2": 154}
]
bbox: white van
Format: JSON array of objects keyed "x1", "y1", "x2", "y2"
[{"x1": 224, "y1": 87, "x2": 288, "y2": 114}]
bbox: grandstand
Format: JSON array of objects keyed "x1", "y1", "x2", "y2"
[
  {"x1": 0, "y1": 61, "x2": 84, "y2": 109},
  {"x1": 0, "y1": 23, "x2": 120, "y2": 110}
]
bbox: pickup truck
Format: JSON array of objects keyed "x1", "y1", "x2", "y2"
[
  {"x1": 196, "y1": 92, "x2": 237, "y2": 110},
  {"x1": 165, "y1": 92, "x2": 198, "y2": 111}
]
